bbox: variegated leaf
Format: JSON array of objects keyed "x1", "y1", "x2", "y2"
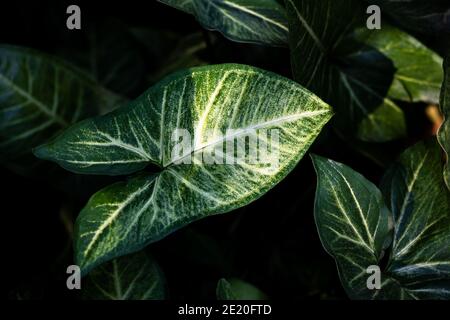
[
  {"x1": 382, "y1": 140, "x2": 450, "y2": 299},
  {"x1": 35, "y1": 64, "x2": 333, "y2": 274},
  {"x1": 313, "y1": 139, "x2": 450, "y2": 299},
  {"x1": 311, "y1": 155, "x2": 402, "y2": 299},
  {"x1": 285, "y1": 0, "x2": 406, "y2": 142},
  {"x1": 159, "y1": 0, "x2": 289, "y2": 46},
  {"x1": 0, "y1": 45, "x2": 123, "y2": 174},
  {"x1": 356, "y1": 24, "x2": 443, "y2": 104},
  {"x1": 438, "y1": 52, "x2": 450, "y2": 191},
  {"x1": 83, "y1": 251, "x2": 167, "y2": 300}
]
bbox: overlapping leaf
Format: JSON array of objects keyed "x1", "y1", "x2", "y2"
[
  {"x1": 83, "y1": 251, "x2": 167, "y2": 300},
  {"x1": 356, "y1": 25, "x2": 443, "y2": 104},
  {"x1": 313, "y1": 140, "x2": 450, "y2": 299},
  {"x1": 0, "y1": 45, "x2": 122, "y2": 174},
  {"x1": 159, "y1": 0, "x2": 289, "y2": 46},
  {"x1": 285, "y1": 0, "x2": 406, "y2": 143},
  {"x1": 381, "y1": 140, "x2": 450, "y2": 299},
  {"x1": 438, "y1": 52, "x2": 450, "y2": 191},
  {"x1": 312, "y1": 155, "x2": 398, "y2": 299},
  {"x1": 35, "y1": 64, "x2": 333, "y2": 274}
]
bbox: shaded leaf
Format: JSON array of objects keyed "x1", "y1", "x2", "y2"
[
  {"x1": 356, "y1": 25, "x2": 443, "y2": 104},
  {"x1": 159, "y1": 0, "x2": 289, "y2": 46},
  {"x1": 147, "y1": 32, "x2": 208, "y2": 84},
  {"x1": 35, "y1": 64, "x2": 333, "y2": 274},
  {"x1": 0, "y1": 45, "x2": 122, "y2": 174},
  {"x1": 313, "y1": 140, "x2": 450, "y2": 299},
  {"x1": 381, "y1": 140, "x2": 450, "y2": 299},
  {"x1": 438, "y1": 52, "x2": 450, "y2": 190},
  {"x1": 312, "y1": 154, "x2": 399, "y2": 299},
  {"x1": 84, "y1": 251, "x2": 167, "y2": 300},
  {"x1": 216, "y1": 278, "x2": 267, "y2": 300},
  {"x1": 285, "y1": 0, "x2": 406, "y2": 142}
]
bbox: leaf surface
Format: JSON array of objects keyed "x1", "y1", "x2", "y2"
[
  {"x1": 84, "y1": 251, "x2": 167, "y2": 300},
  {"x1": 35, "y1": 64, "x2": 333, "y2": 273},
  {"x1": 0, "y1": 45, "x2": 122, "y2": 174},
  {"x1": 159, "y1": 0, "x2": 289, "y2": 46},
  {"x1": 285, "y1": 0, "x2": 406, "y2": 142}
]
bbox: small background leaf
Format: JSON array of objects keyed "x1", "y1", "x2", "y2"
[
  {"x1": 159, "y1": 0, "x2": 289, "y2": 46},
  {"x1": 216, "y1": 278, "x2": 267, "y2": 300},
  {"x1": 83, "y1": 251, "x2": 167, "y2": 300}
]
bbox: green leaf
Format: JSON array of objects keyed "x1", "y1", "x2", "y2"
[
  {"x1": 158, "y1": 0, "x2": 289, "y2": 46},
  {"x1": 356, "y1": 25, "x2": 443, "y2": 104},
  {"x1": 367, "y1": 0, "x2": 450, "y2": 36},
  {"x1": 83, "y1": 251, "x2": 167, "y2": 300},
  {"x1": 312, "y1": 154, "x2": 400, "y2": 299},
  {"x1": 216, "y1": 278, "x2": 267, "y2": 300},
  {"x1": 216, "y1": 279, "x2": 237, "y2": 300},
  {"x1": 381, "y1": 140, "x2": 450, "y2": 299},
  {"x1": 438, "y1": 52, "x2": 450, "y2": 191},
  {"x1": 285, "y1": 0, "x2": 406, "y2": 142},
  {"x1": 313, "y1": 139, "x2": 450, "y2": 299},
  {"x1": 35, "y1": 64, "x2": 333, "y2": 274},
  {"x1": 0, "y1": 45, "x2": 122, "y2": 174}
]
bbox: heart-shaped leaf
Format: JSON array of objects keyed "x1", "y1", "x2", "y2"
[
  {"x1": 159, "y1": 0, "x2": 289, "y2": 46},
  {"x1": 285, "y1": 0, "x2": 406, "y2": 142},
  {"x1": 0, "y1": 45, "x2": 123, "y2": 175},
  {"x1": 313, "y1": 139, "x2": 450, "y2": 299},
  {"x1": 83, "y1": 251, "x2": 167, "y2": 300},
  {"x1": 35, "y1": 64, "x2": 333, "y2": 274},
  {"x1": 356, "y1": 25, "x2": 443, "y2": 104},
  {"x1": 438, "y1": 52, "x2": 450, "y2": 191}
]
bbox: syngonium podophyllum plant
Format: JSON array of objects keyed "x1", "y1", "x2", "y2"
[{"x1": 1, "y1": 0, "x2": 449, "y2": 300}]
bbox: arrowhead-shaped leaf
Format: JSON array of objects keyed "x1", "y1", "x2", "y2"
[
  {"x1": 313, "y1": 139, "x2": 450, "y2": 299},
  {"x1": 35, "y1": 64, "x2": 333, "y2": 274},
  {"x1": 366, "y1": 0, "x2": 450, "y2": 36},
  {"x1": 83, "y1": 251, "x2": 167, "y2": 300},
  {"x1": 285, "y1": 0, "x2": 406, "y2": 142},
  {"x1": 312, "y1": 154, "x2": 400, "y2": 299},
  {"x1": 381, "y1": 140, "x2": 450, "y2": 299},
  {"x1": 356, "y1": 25, "x2": 443, "y2": 104},
  {"x1": 438, "y1": 52, "x2": 450, "y2": 191},
  {"x1": 158, "y1": 0, "x2": 289, "y2": 46},
  {"x1": 0, "y1": 45, "x2": 123, "y2": 174}
]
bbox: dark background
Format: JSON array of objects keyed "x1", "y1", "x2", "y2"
[{"x1": 1, "y1": 0, "x2": 438, "y2": 300}]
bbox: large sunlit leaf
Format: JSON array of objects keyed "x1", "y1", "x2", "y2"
[
  {"x1": 216, "y1": 278, "x2": 267, "y2": 300},
  {"x1": 381, "y1": 140, "x2": 450, "y2": 299},
  {"x1": 356, "y1": 25, "x2": 443, "y2": 104},
  {"x1": 0, "y1": 45, "x2": 122, "y2": 174},
  {"x1": 35, "y1": 64, "x2": 333, "y2": 274},
  {"x1": 313, "y1": 139, "x2": 450, "y2": 299},
  {"x1": 285, "y1": 0, "x2": 406, "y2": 142},
  {"x1": 159, "y1": 0, "x2": 289, "y2": 46},
  {"x1": 366, "y1": 0, "x2": 450, "y2": 36},
  {"x1": 438, "y1": 52, "x2": 450, "y2": 191},
  {"x1": 83, "y1": 251, "x2": 167, "y2": 300}
]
